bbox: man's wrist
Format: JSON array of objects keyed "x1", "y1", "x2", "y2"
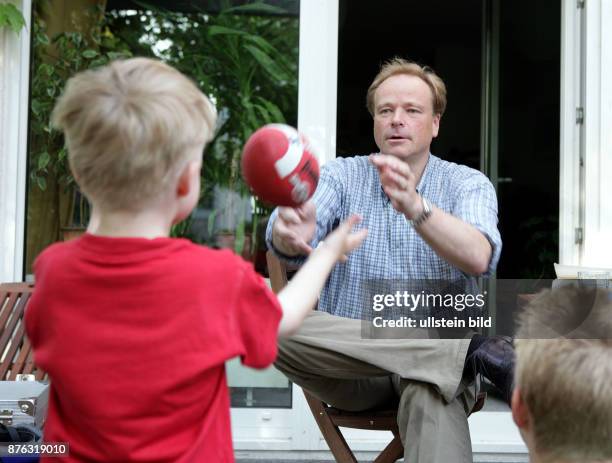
[
  {"x1": 404, "y1": 194, "x2": 424, "y2": 220},
  {"x1": 410, "y1": 196, "x2": 433, "y2": 228},
  {"x1": 272, "y1": 231, "x2": 296, "y2": 257}
]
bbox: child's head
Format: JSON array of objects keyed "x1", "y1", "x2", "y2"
[
  {"x1": 513, "y1": 285, "x2": 612, "y2": 463},
  {"x1": 52, "y1": 57, "x2": 217, "y2": 215}
]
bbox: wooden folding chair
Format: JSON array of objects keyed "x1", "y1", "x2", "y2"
[
  {"x1": 0, "y1": 282, "x2": 46, "y2": 381},
  {"x1": 266, "y1": 251, "x2": 403, "y2": 462}
]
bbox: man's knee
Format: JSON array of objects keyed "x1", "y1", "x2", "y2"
[{"x1": 275, "y1": 336, "x2": 302, "y2": 372}]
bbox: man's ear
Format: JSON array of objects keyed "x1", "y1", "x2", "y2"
[
  {"x1": 511, "y1": 387, "x2": 530, "y2": 430},
  {"x1": 432, "y1": 113, "x2": 441, "y2": 138}
]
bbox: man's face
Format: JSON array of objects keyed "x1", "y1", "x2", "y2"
[{"x1": 372, "y1": 74, "x2": 440, "y2": 161}]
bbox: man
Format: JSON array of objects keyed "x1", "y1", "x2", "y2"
[
  {"x1": 266, "y1": 58, "x2": 514, "y2": 463},
  {"x1": 512, "y1": 285, "x2": 612, "y2": 463}
]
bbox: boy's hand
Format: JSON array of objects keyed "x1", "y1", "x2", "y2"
[
  {"x1": 323, "y1": 215, "x2": 367, "y2": 263},
  {"x1": 272, "y1": 201, "x2": 317, "y2": 256}
]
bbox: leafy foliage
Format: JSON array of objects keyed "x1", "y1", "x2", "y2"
[
  {"x1": 0, "y1": 3, "x2": 26, "y2": 34},
  {"x1": 29, "y1": 10, "x2": 132, "y2": 193},
  {"x1": 106, "y1": 2, "x2": 299, "y2": 250},
  {"x1": 28, "y1": 1, "x2": 298, "y2": 253}
]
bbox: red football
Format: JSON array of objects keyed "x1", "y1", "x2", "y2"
[{"x1": 241, "y1": 124, "x2": 320, "y2": 207}]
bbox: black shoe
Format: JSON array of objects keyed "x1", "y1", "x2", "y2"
[{"x1": 466, "y1": 335, "x2": 515, "y2": 406}]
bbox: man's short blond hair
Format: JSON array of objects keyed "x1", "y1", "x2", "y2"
[
  {"x1": 52, "y1": 57, "x2": 217, "y2": 211},
  {"x1": 515, "y1": 285, "x2": 612, "y2": 462},
  {"x1": 366, "y1": 57, "x2": 447, "y2": 117}
]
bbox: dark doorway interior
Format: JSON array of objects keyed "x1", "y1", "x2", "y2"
[{"x1": 337, "y1": 0, "x2": 560, "y2": 278}]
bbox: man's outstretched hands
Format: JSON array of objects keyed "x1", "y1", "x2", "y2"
[
  {"x1": 370, "y1": 154, "x2": 423, "y2": 220},
  {"x1": 272, "y1": 200, "x2": 317, "y2": 256}
]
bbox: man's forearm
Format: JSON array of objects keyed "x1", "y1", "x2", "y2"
[{"x1": 414, "y1": 206, "x2": 492, "y2": 275}]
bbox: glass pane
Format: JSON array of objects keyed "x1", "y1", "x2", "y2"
[
  {"x1": 496, "y1": 0, "x2": 560, "y2": 279},
  {"x1": 26, "y1": 0, "x2": 299, "y2": 408},
  {"x1": 336, "y1": 0, "x2": 560, "y2": 280}
]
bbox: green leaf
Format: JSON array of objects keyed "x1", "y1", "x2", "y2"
[
  {"x1": 37, "y1": 32, "x2": 50, "y2": 45},
  {"x1": 37, "y1": 152, "x2": 50, "y2": 170},
  {"x1": 234, "y1": 219, "x2": 245, "y2": 254},
  {"x1": 243, "y1": 34, "x2": 275, "y2": 55},
  {"x1": 253, "y1": 103, "x2": 270, "y2": 124},
  {"x1": 0, "y1": 4, "x2": 26, "y2": 34},
  {"x1": 38, "y1": 63, "x2": 54, "y2": 77},
  {"x1": 207, "y1": 209, "x2": 218, "y2": 236},
  {"x1": 82, "y1": 49, "x2": 98, "y2": 59},
  {"x1": 90, "y1": 57, "x2": 108, "y2": 68},
  {"x1": 243, "y1": 44, "x2": 289, "y2": 83},
  {"x1": 36, "y1": 176, "x2": 47, "y2": 191},
  {"x1": 255, "y1": 97, "x2": 285, "y2": 123},
  {"x1": 31, "y1": 99, "x2": 43, "y2": 117},
  {"x1": 224, "y1": 3, "x2": 287, "y2": 16},
  {"x1": 107, "y1": 51, "x2": 130, "y2": 60},
  {"x1": 207, "y1": 25, "x2": 246, "y2": 37}
]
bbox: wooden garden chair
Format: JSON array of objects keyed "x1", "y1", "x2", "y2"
[{"x1": 0, "y1": 282, "x2": 46, "y2": 381}]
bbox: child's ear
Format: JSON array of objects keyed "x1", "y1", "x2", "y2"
[
  {"x1": 511, "y1": 387, "x2": 530, "y2": 430},
  {"x1": 176, "y1": 160, "x2": 200, "y2": 198}
]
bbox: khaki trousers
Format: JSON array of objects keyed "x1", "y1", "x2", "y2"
[{"x1": 275, "y1": 311, "x2": 475, "y2": 463}]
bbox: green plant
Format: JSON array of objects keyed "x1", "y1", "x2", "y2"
[
  {"x1": 28, "y1": 0, "x2": 299, "y2": 257},
  {"x1": 29, "y1": 7, "x2": 132, "y2": 226},
  {"x1": 106, "y1": 1, "x2": 299, "y2": 254},
  {"x1": 0, "y1": 3, "x2": 25, "y2": 33}
]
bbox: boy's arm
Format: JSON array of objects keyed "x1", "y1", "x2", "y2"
[{"x1": 276, "y1": 215, "x2": 366, "y2": 337}]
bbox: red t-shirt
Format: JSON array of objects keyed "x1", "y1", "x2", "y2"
[{"x1": 25, "y1": 233, "x2": 282, "y2": 462}]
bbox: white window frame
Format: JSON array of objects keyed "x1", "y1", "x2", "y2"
[
  {"x1": 0, "y1": 0, "x2": 30, "y2": 283},
  {"x1": 231, "y1": 0, "x2": 340, "y2": 446},
  {"x1": 559, "y1": 0, "x2": 584, "y2": 265},
  {"x1": 581, "y1": 0, "x2": 612, "y2": 266}
]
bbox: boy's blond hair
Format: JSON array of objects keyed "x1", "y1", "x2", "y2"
[
  {"x1": 52, "y1": 57, "x2": 217, "y2": 211},
  {"x1": 366, "y1": 57, "x2": 447, "y2": 117},
  {"x1": 515, "y1": 285, "x2": 612, "y2": 462}
]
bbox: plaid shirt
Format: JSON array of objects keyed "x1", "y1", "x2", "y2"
[{"x1": 266, "y1": 153, "x2": 502, "y2": 319}]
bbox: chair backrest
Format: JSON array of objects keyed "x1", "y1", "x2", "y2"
[
  {"x1": 0, "y1": 283, "x2": 46, "y2": 381},
  {"x1": 266, "y1": 252, "x2": 289, "y2": 293}
]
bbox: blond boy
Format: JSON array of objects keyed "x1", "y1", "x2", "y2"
[
  {"x1": 25, "y1": 57, "x2": 366, "y2": 462},
  {"x1": 513, "y1": 285, "x2": 612, "y2": 463}
]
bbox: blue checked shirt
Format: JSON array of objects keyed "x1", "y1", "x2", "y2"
[{"x1": 266, "y1": 153, "x2": 502, "y2": 319}]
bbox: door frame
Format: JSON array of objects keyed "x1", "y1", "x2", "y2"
[{"x1": 0, "y1": 0, "x2": 31, "y2": 284}]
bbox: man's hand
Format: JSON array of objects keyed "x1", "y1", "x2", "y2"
[
  {"x1": 271, "y1": 200, "x2": 316, "y2": 256},
  {"x1": 370, "y1": 154, "x2": 422, "y2": 220}
]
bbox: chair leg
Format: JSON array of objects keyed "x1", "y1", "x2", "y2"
[
  {"x1": 374, "y1": 431, "x2": 403, "y2": 463},
  {"x1": 303, "y1": 391, "x2": 358, "y2": 463}
]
